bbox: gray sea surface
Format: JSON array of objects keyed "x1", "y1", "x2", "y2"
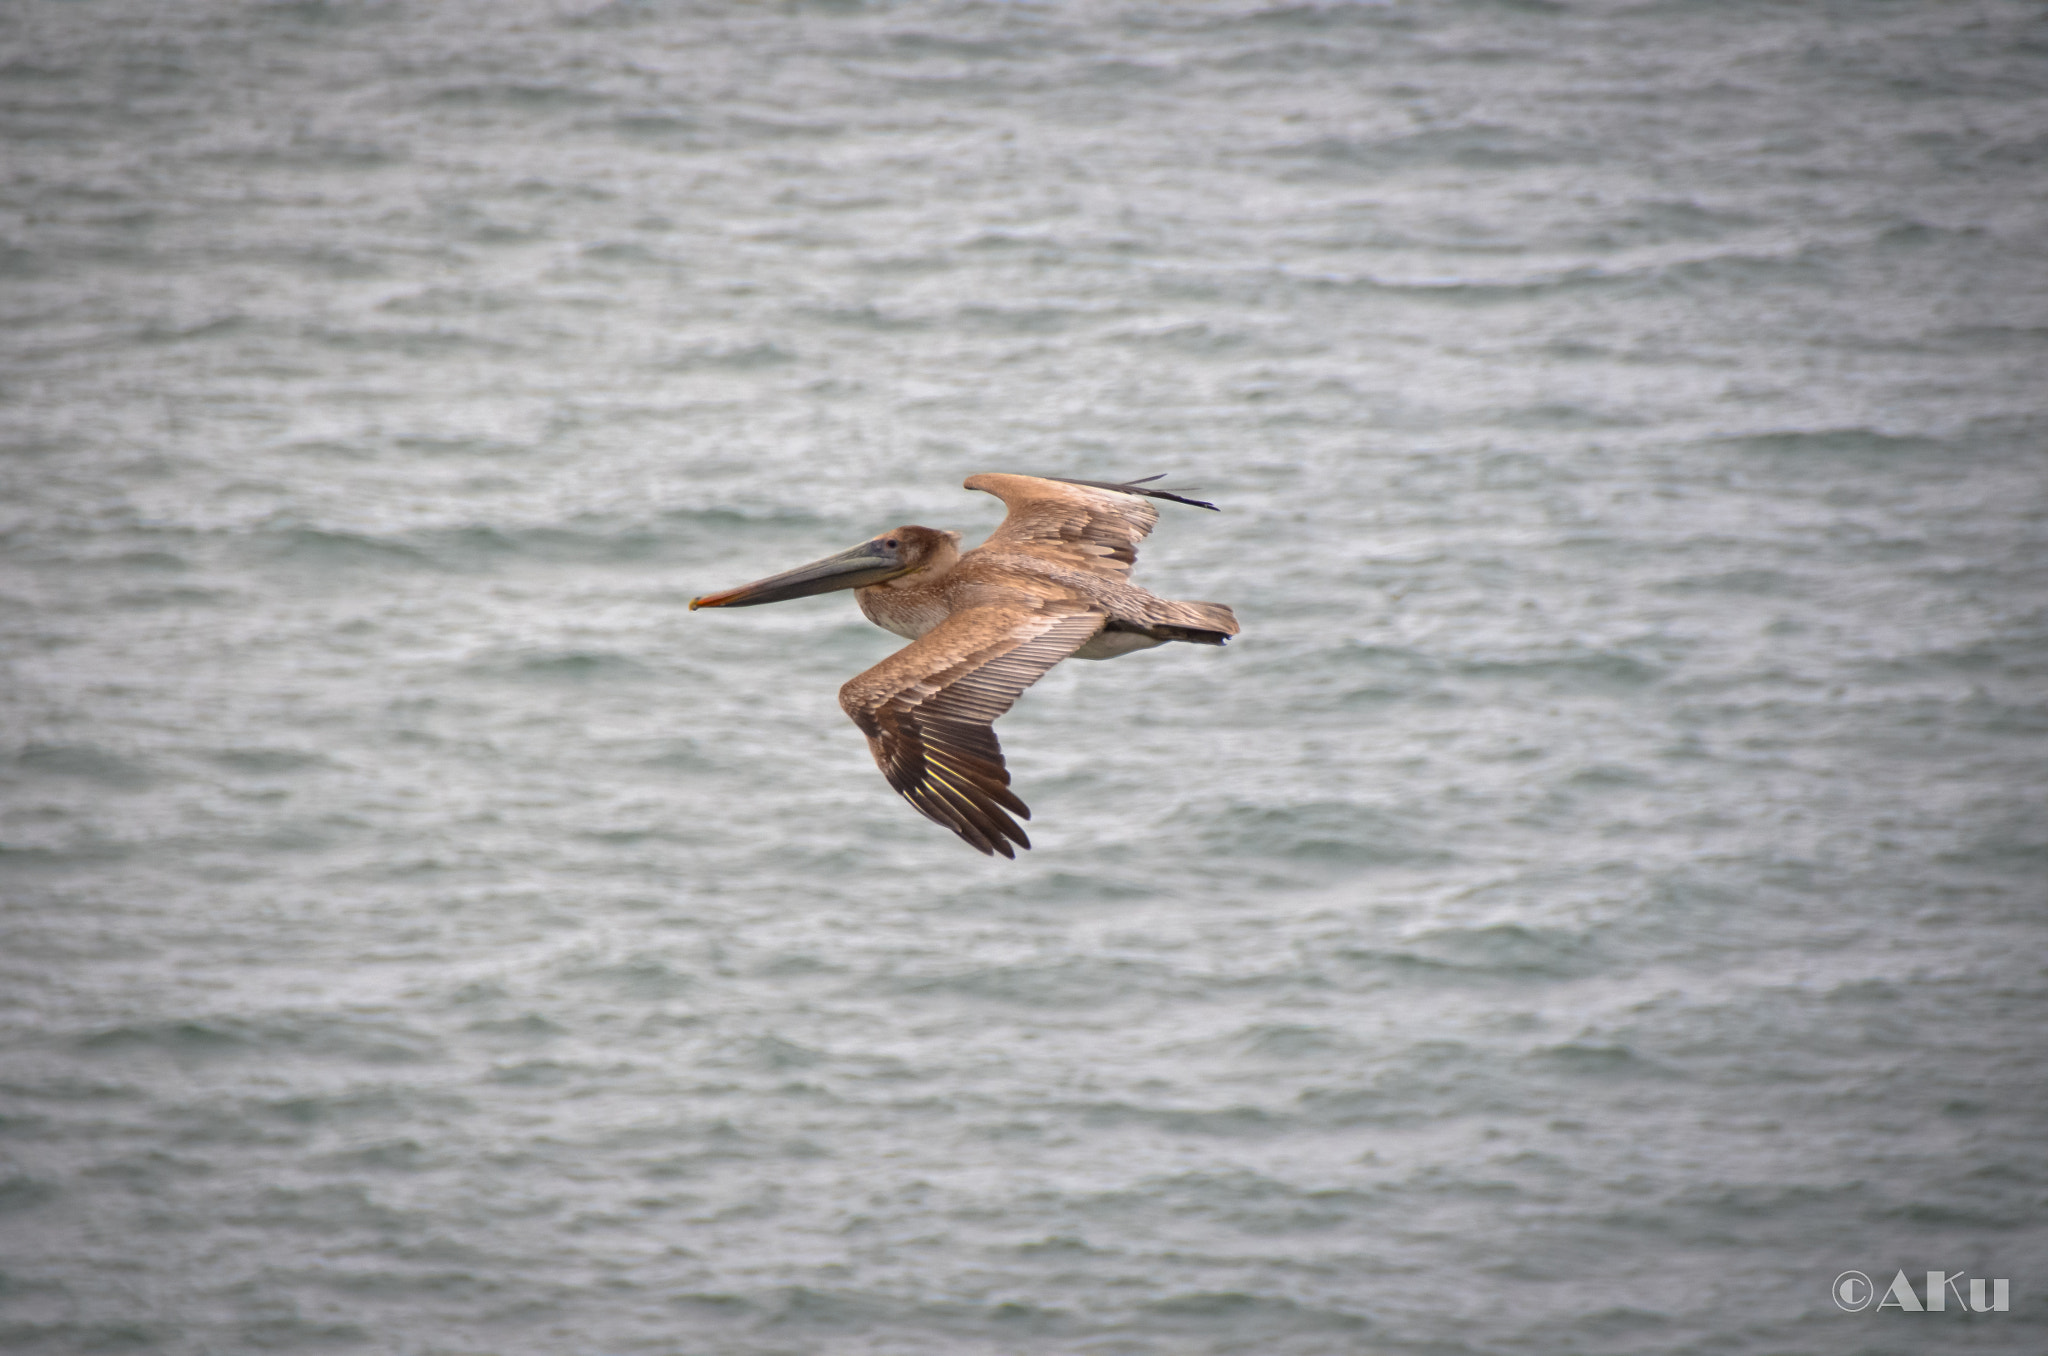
[{"x1": 3, "y1": 1, "x2": 2047, "y2": 1353}]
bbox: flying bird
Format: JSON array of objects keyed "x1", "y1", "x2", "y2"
[{"x1": 689, "y1": 473, "x2": 1239, "y2": 856}]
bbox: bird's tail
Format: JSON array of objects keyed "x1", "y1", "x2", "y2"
[{"x1": 1148, "y1": 600, "x2": 1238, "y2": 645}]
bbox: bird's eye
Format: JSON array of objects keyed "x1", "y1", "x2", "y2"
[{"x1": 885, "y1": 538, "x2": 899, "y2": 549}]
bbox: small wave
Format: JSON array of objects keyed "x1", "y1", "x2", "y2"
[
  {"x1": 193, "y1": 135, "x2": 397, "y2": 172},
  {"x1": 720, "y1": 1035, "x2": 825, "y2": 1072},
  {"x1": 1666, "y1": 1180, "x2": 1868, "y2": 1224},
  {"x1": 107, "y1": 585, "x2": 236, "y2": 611},
  {"x1": 1524, "y1": 1041, "x2": 1679, "y2": 1080},
  {"x1": 1655, "y1": 246, "x2": 1836, "y2": 290},
  {"x1": 578, "y1": 240, "x2": 674, "y2": 267},
  {"x1": 1565, "y1": 762, "x2": 1652, "y2": 789},
  {"x1": 1015, "y1": 1233, "x2": 1105, "y2": 1257},
  {"x1": 1063, "y1": 1099, "x2": 1284, "y2": 1139},
  {"x1": 1173, "y1": 798, "x2": 1448, "y2": 866},
  {"x1": 133, "y1": 315, "x2": 255, "y2": 346},
  {"x1": 1885, "y1": 1195, "x2": 2033, "y2": 1229},
  {"x1": 1823, "y1": 978, "x2": 1903, "y2": 1006},
  {"x1": 425, "y1": 82, "x2": 605, "y2": 110},
  {"x1": 249, "y1": 0, "x2": 398, "y2": 31},
  {"x1": 958, "y1": 229, "x2": 1057, "y2": 253},
  {"x1": 1955, "y1": 691, "x2": 2048, "y2": 737},
  {"x1": 376, "y1": 286, "x2": 523, "y2": 318},
  {"x1": 636, "y1": 739, "x2": 716, "y2": 772},
  {"x1": 801, "y1": 303, "x2": 930, "y2": 332},
  {"x1": 0, "y1": 1173, "x2": 59, "y2": 1213},
  {"x1": 1236, "y1": 2, "x2": 1412, "y2": 33},
  {"x1": 1398, "y1": 923, "x2": 1604, "y2": 979},
  {"x1": 466, "y1": 1013, "x2": 571, "y2": 1044},
  {"x1": 304, "y1": 324, "x2": 518, "y2": 356},
  {"x1": 881, "y1": 30, "x2": 1040, "y2": 61},
  {"x1": 1713, "y1": 428, "x2": 1948, "y2": 458},
  {"x1": 1849, "y1": 634, "x2": 2046, "y2": 685},
  {"x1": 0, "y1": 841, "x2": 133, "y2": 872},
  {"x1": 74, "y1": 1013, "x2": 441, "y2": 1065},
  {"x1": 1108, "y1": 320, "x2": 1255, "y2": 354},
  {"x1": 1655, "y1": 568, "x2": 1800, "y2": 597},
  {"x1": 1232, "y1": 1022, "x2": 1361, "y2": 1061},
  {"x1": 389, "y1": 435, "x2": 534, "y2": 459},
  {"x1": 201, "y1": 747, "x2": 330, "y2": 775},
  {"x1": 888, "y1": 956, "x2": 1175, "y2": 1008},
  {"x1": 652, "y1": 341, "x2": 797, "y2": 372},
  {"x1": 38, "y1": 538, "x2": 187, "y2": 577},
  {"x1": 1600, "y1": 196, "x2": 1762, "y2": 245},
  {"x1": 0, "y1": 59, "x2": 81, "y2": 84},
  {"x1": 4, "y1": 742, "x2": 156, "y2": 789},
  {"x1": 1298, "y1": 244, "x2": 1845, "y2": 307},
  {"x1": 727, "y1": 112, "x2": 844, "y2": 141},
  {"x1": 1085, "y1": 1168, "x2": 1383, "y2": 1232},
  {"x1": 485, "y1": 1060, "x2": 574, "y2": 1086},
  {"x1": 1567, "y1": 1306, "x2": 1676, "y2": 1338},
  {"x1": 75, "y1": 1017, "x2": 272, "y2": 1059},
  {"x1": 252, "y1": 509, "x2": 829, "y2": 577},
  {"x1": 558, "y1": 954, "x2": 697, "y2": 1001},
  {"x1": 758, "y1": 1286, "x2": 905, "y2": 1330},
  {"x1": 1932, "y1": 322, "x2": 2048, "y2": 353},
  {"x1": 1143, "y1": 1290, "x2": 1371, "y2": 1335},
  {"x1": 967, "y1": 869, "x2": 1161, "y2": 905},
  {"x1": 1077, "y1": 57, "x2": 1176, "y2": 88},
  {"x1": 607, "y1": 110, "x2": 706, "y2": 144},
  {"x1": 1482, "y1": 404, "x2": 1639, "y2": 434},
  {"x1": 952, "y1": 303, "x2": 1084, "y2": 334},
  {"x1": 1973, "y1": 130, "x2": 2048, "y2": 167},
  {"x1": 466, "y1": 649, "x2": 654, "y2": 683},
  {"x1": 1310, "y1": 640, "x2": 1442, "y2": 675},
  {"x1": 254, "y1": 1086, "x2": 415, "y2": 1127},
  {"x1": 669, "y1": 1291, "x2": 753, "y2": 1323},
  {"x1": 1323, "y1": 932, "x2": 1600, "y2": 991},
  {"x1": 1306, "y1": 264, "x2": 1626, "y2": 304},
  {"x1": 558, "y1": 0, "x2": 665, "y2": 29},
  {"x1": 1450, "y1": 649, "x2": 1663, "y2": 691},
  {"x1": 1268, "y1": 124, "x2": 1584, "y2": 176},
  {"x1": 234, "y1": 1182, "x2": 414, "y2": 1234},
  {"x1": 1938, "y1": 828, "x2": 2048, "y2": 872},
  {"x1": 258, "y1": 526, "x2": 438, "y2": 570}
]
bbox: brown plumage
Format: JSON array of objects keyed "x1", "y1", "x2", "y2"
[{"x1": 689, "y1": 474, "x2": 1239, "y2": 856}]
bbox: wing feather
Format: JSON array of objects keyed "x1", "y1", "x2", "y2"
[
  {"x1": 963, "y1": 472, "x2": 1213, "y2": 582},
  {"x1": 839, "y1": 603, "x2": 1105, "y2": 856}
]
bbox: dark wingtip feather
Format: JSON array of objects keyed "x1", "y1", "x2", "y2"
[{"x1": 1045, "y1": 474, "x2": 1221, "y2": 512}]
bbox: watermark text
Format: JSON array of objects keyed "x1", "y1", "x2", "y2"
[{"x1": 1835, "y1": 1270, "x2": 2010, "y2": 1314}]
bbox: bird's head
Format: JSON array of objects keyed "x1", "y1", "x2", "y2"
[{"x1": 689, "y1": 525, "x2": 960, "y2": 610}]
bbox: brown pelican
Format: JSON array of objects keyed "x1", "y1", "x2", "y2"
[{"x1": 689, "y1": 474, "x2": 1238, "y2": 857}]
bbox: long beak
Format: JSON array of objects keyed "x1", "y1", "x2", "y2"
[{"x1": 689, "y1": 538, "x2": 908, "y2": 610}]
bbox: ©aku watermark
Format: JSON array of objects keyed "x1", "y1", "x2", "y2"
[{"x1": 1834, "y1": 1270, "x2": 2010, "y2": 1313}]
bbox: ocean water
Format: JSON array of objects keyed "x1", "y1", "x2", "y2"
[{"x1": 2, "y1": 1, "x2": 2046, "y2": 1352}]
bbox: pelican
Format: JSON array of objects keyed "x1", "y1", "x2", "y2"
[{"x1": 689, "y1": 474, "x2": 1239, "y2": 857}]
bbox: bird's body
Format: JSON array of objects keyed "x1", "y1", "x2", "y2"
[{"x1": 689, "y1": 473, "x2": 1238, "y2": 856}]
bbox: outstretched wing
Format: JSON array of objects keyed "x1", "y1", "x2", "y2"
[
  {"x1": 964, "y1": 473, "x2": 1217, "y2": 583},
  {"x1": 839, "y1": 602, "x2": 1106, "y2": 857}
]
